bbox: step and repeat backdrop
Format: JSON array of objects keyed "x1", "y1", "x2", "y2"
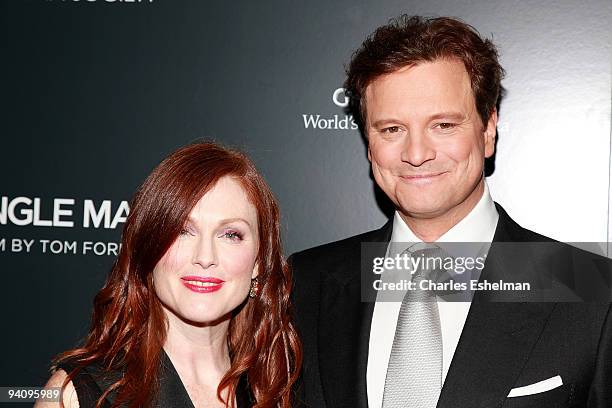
[{"x1": 1, "y1": 0, "x2": 611, "y2": 388}]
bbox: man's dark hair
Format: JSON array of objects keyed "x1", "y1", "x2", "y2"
[{"x1": 345, "y1": 15, "x2": 504, "y2": 129}]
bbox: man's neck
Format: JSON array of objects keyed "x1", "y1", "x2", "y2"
[{"x1": 399, "y1": 180, "x2": 485, "y2": 242}]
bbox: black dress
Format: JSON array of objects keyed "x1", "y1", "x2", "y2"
[{"x1": 57, "y1": 351, "x2": 253, "y2": 407}]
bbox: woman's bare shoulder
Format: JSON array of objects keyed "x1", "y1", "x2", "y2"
[{"x1": 33, "y1": 369, "x2": 80, "y2": 408}]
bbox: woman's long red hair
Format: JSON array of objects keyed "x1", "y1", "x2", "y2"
[{"x1": 54, "y1": 142, "x2": 302, "y2": 408}]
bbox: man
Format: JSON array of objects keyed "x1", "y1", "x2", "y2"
[{"x1": 290, "y1": 16, "x2": 611, "y2": 408}]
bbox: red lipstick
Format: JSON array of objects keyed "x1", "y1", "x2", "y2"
[{"x1": 181, "y1": 276, "x2": 224, "y2": 293}]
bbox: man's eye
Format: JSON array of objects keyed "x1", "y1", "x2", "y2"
[
  {"x1": 437, "y1": 122, "x2": 456, "y2": 130},
  {"x1": 382, "y1": 126, "x2": 401, "y2": 133}
]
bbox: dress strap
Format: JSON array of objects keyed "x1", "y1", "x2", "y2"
[{"x1": 56, "y1": 361, "x2": 111, "y2": 408}]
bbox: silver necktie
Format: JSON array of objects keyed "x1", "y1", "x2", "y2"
[{"x1": 382, "y1": 245, "x2": 443, "y2": 408}]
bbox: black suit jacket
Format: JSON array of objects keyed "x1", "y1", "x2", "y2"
[{"x1": 289, "y1": 204, "x2": 612, "y2": 408}]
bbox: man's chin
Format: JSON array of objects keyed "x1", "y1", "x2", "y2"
[{"x1": 396, "y1": 201, "x2": 450, "y2": 220}]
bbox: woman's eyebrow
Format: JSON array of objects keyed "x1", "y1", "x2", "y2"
[{"x1": 187, "y1": 216, "x2": 252, "y2": 227}]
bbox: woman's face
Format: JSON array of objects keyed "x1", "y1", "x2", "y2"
[{"x1": 153, "y1": 176, "x2": 259, "y2": 326}]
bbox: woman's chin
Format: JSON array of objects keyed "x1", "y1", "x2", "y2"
[{"x1": 166, "y1": 306, "x2": 233, "y2": 328}]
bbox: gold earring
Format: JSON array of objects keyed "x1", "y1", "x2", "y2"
[{"x1": 249, "y1": 277, "x2": 259, "y2": 298}]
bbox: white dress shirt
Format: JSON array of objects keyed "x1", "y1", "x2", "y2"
[{"x1": 366, "y1": 181, "x2": 499, "y2": 408}]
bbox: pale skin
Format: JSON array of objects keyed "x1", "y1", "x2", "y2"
[
  {"x1": 365, "y1": 58, "x2": 498, "y2": 242},
  {"x1": 36, "y1": 176, "x2": 259, "y2": 408}
]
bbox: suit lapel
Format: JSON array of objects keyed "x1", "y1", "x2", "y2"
[
  {"x1": 318, "y1": 221, "x2": 392, "y2": 408},
  {"x1": 317, "y1": 205, "x2": 557, "y2": 408},
  {"x1": 437, "y1": 301, "x2": 556, "y2": 407},
  {"x1": 437, "y1": 204, "x2": 556, "y2": 408}
]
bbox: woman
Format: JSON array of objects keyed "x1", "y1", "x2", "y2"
[{"x1": 37, "y1": 142, "x2": 302, "y2": 408}]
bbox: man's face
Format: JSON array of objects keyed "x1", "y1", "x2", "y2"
[{"x1": 364, "y1": 59, "x2": 497, "y2": 222}]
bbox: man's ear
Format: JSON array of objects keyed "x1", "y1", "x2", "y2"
[
  {"x1": 367, "y1": 144, "x2": 372, "y2": 162},
  {"x1": 484, "y1": 109, "x2": 498, "y2": 158}
]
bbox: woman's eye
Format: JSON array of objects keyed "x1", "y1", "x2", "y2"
[
  {"x1": 179, "y1": 228, "x2": 193, "y2": 236},
  {"x1": 223, "y1": 230, "x2": 243, "y2": 241}
]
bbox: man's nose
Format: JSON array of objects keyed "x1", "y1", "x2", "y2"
[{"x1": 400, "y1": 132, "x2": 436, "y2": 167}]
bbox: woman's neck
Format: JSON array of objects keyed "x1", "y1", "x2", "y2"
[{"x1": 162, "y1": 311, "x2": 232, "y2": 386}]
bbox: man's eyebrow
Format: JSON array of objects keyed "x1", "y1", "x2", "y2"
[
  {"x1": 369, "y1": 119, "x2": 403, "y2": 128},
  {"x1": 369, "y1": 112, "x2": 467, "y2": 128},
  {"x1": 428, "y1": 112, "x2": 466, "y2": 121}
]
